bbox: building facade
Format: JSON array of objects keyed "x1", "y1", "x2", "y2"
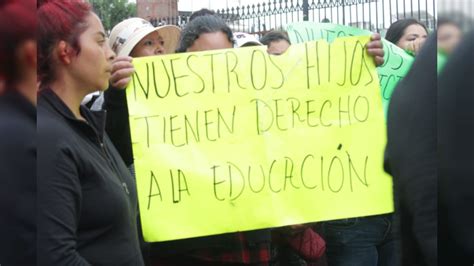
[{"x1": 137, "y1": 0, "x2": 178, "y2": 20}]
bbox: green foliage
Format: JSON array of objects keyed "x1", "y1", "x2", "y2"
[{"x1": 89, "y1": 0, "x2": 137, "y2": 31}]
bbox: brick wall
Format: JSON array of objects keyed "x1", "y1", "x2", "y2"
[{"x1": 137, "y1": 0, "x2": 178, "y2": 20}]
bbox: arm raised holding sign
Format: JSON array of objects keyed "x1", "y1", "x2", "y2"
[{"x1": 96, "y1": 19, "x2": 181, "y2": 169}]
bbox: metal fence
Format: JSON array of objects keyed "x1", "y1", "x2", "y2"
[
  {"x1": 156, "y1": 0, "x2": 437, "y2": 35},
  {"x1": 438, "y1": 0, "x2": 474, "y2": 31}
]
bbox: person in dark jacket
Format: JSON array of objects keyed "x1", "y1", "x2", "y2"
[
  {"x1": 384, "y1": 34, "x2": 437, "y2": 266},
  {"x1": 0, "y1": 0, "x2": 36, "y2": 265},
  {"x1": 37, "y1": 1, "x2": 144, "y2": 265},
  {"x1": 438, "y1": 30, "x2": 474, "y2": 265}
]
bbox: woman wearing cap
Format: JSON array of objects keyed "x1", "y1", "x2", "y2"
[
  {"x1": 87, "y1": 18, "x2": 180, "y2": 174},
  {"x1": 37, "y1": 0, "x2": 144, "y2": 265}
]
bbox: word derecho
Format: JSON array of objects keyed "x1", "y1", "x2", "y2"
[{"x1": 133, "y1": 95, "x2": 370, "y2": 147}]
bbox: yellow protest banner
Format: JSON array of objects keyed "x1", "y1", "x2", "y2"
[{"x1": 126, "y1": 36, "x2": 394, "y2": 242}]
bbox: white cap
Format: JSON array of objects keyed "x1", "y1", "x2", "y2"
[
  {"x1": 233, "y1": 32, "x2": 263, "y2": 48},
  {"x1": 109, "y1": 18, "x2": 181, "y2": 56}
]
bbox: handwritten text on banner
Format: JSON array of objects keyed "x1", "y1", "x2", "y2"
[
  {"x1": 127, "y1": 36, "x2": 394, "y2": 242},
  {"x1": 286, "y1": 22, "x2": 415, "y2": 115}
]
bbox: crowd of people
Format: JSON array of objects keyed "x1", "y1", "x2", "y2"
[{"x1": 0, "y1": 0, "x2": 472, "y2": 265}]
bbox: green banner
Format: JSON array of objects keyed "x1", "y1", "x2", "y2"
[{"x1": 437, "y1": 51, "x2": 448, "y2": 74}]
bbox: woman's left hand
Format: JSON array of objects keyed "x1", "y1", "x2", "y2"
[{"x1": 406, "y1": 38, "x2": 426, "y2": 56}]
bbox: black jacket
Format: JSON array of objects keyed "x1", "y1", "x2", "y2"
[
  {"x1": 438, "y1": 31, "x2": 474, "y2": 265},
  {"x1": 0, "y1": 90, "x2": 36, "y2": 265},
  {"x1": 37, "y1": 89, "x2": 144, "y2": 266},
  {"x1": 103, "y1": 88, "x2": 134, "y2": 167},
  {"x1": 384, "y1": 35, "x2": 437, "y2": 266}
]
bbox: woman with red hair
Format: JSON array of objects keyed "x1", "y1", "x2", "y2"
[
  {"x1": 37, "y1": 0, "x2": 144, "y2": 265},
  {"x1": 0, "y1": 0, "x2": 36, "y2": 264}
]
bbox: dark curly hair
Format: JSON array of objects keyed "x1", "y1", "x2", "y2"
[
  {"x1": 189, "y1": 8, "x2": 216, "y2": 22},
  {"x1": 260, "y1": 31, "x2": 291, "y2": 46},
  {"x1": 176, "y1": 15, "x2": 234, "y2": 53}
]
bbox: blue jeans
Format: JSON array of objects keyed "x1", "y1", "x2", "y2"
[{"x1": 321, "y1": 214, "x2": 399, "y2": 266}]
